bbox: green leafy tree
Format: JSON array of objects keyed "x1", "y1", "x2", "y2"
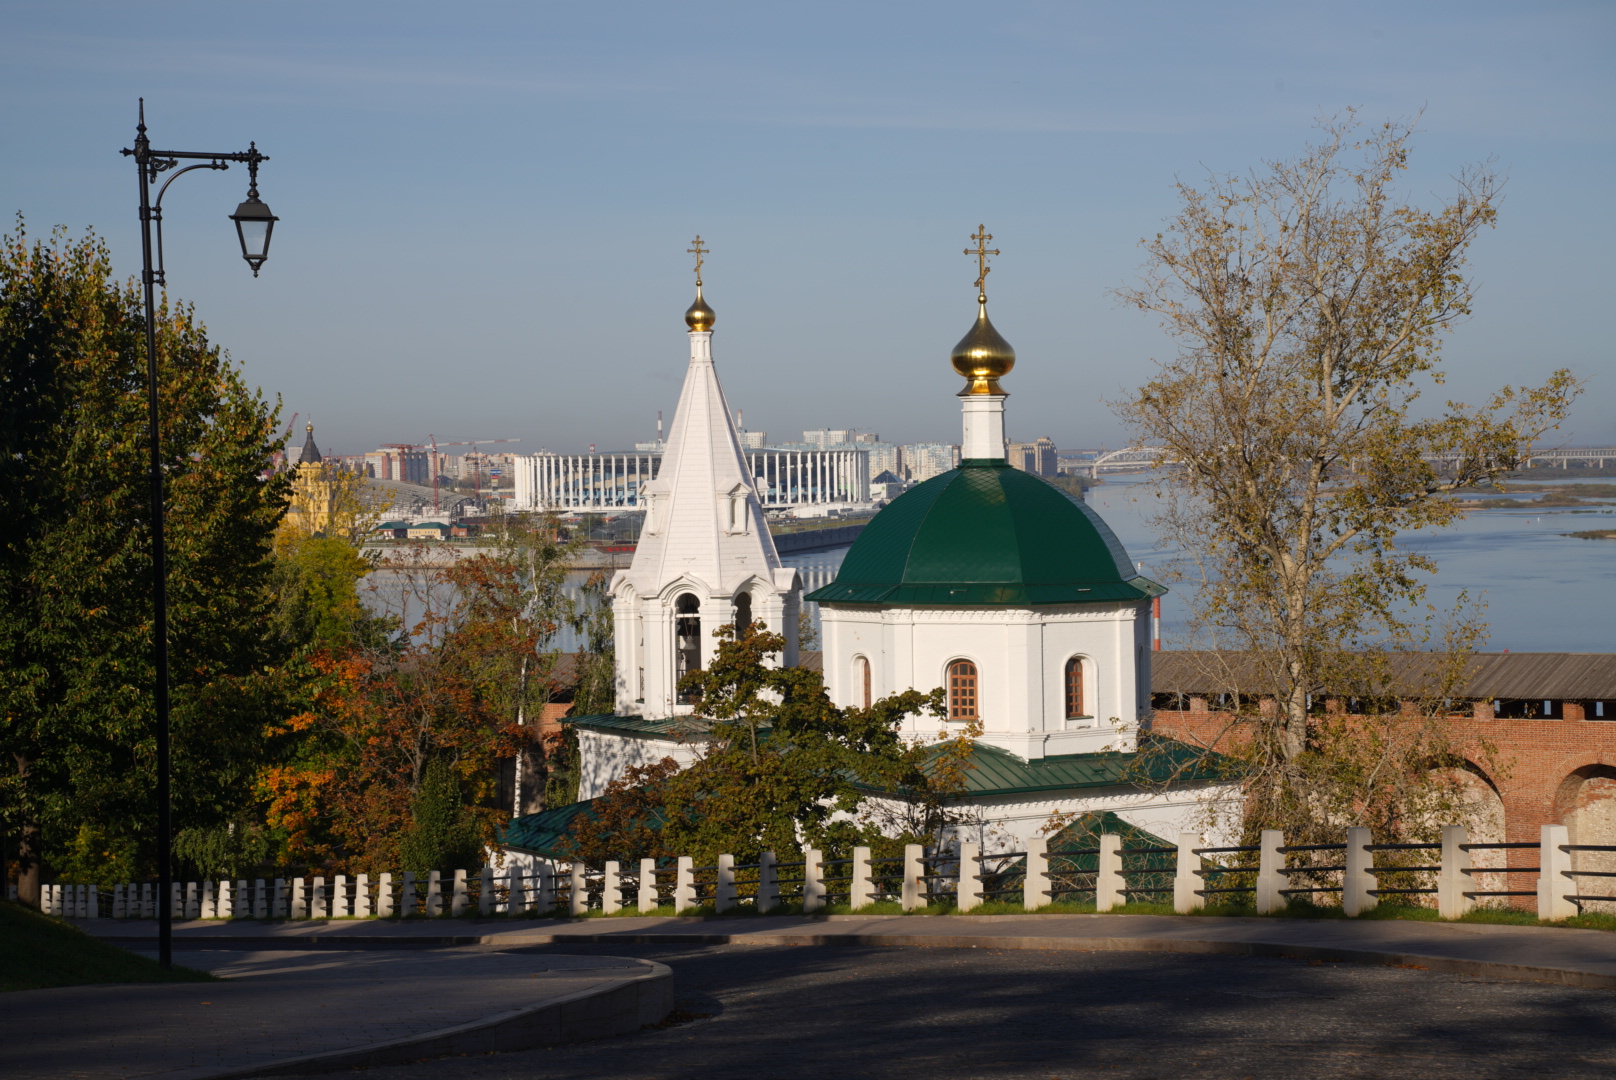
[
  {"x1": 1115, "y1": 115, "x2": 1578, "y2": 842},
  {"x1": 0, "y1": 220, "x2": 289, "y2": 904},
  {"x1": 397, "y1": 758, "x2": 483, "y2": 873},
  {"x1": 567, "y1": 622, "x2": 958, "y2": 869}
]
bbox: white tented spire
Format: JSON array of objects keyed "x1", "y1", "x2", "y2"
[{"x1": 610, "y1": 272, "x2": 800, "y2": 719}]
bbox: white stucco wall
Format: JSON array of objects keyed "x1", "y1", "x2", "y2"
[
  {"x1": 576, "y1": 729, "x2": 703, "y2": 801},
  {"x1": 861, "y1": 780, "x2": 1239, "y2": 854},
  {"x1": 820, "y1": 601, "x2": 1155, "y2": 760}
]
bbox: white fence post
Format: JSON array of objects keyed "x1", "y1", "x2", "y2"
[
  {"x1": 1539, "y1": 823, "x2": 1576, "y2": 921},
  {"x1": 506, "y1": 868, "x2": 523, "y2": 914},
  {"x1": 113, "y1": 884, "x2": 125, "y2": 919},
  {"x1": 758, "y1": 850, "x2": 778, "y2": 914},
  {"x1": 536, "y1": 863, "x2": 554, "y2": 914},
  {"x1": 850, "y1": 846, "x2": 873, "y2": 909},
  {"x1": 638, "y1": 859, "x2": 659, "y2": 912},
  {"x1": 184, "y1": 882, "x2": 198, "y2": 920},
  {"x1": 201, "y1": 880, "x2": 217, "y2": 920},
  {"x1": 803, "y1": 849, "x2": 825, "y2": 913},
  {"x1": 332, "y1": 874, "x2": 348, "y2": 918},
  {"x1": 603, "y1": 861, "x2": 622, "y2": 914},
  {"x1": 1026, "y1": 836, "x2": 1053, "y2": 911},
  {"x1": 354, "y1": 874, "x2": 370, "y2": 918},
  {"x1": 1095, "y1": 834, "x2": 1123, "y2": 912},
  {"x1": 312, "y1": 876, "x2": 329, "y2": 919},
  {"x1": 1438, "y1": 826, "x2": 1473, "y2": 919},
  {"x1": 376, "y1": 873, "x2": 393, "y2": 917},
  {"x1": 957, "y1": 842, "x2": 981, "y2": 912},
  {"x1": 569, "y1": 861, "x2": 589, "y2": 916},
  {"x1": 716, "y1": 854, "x2": 736, "y2": 913},
  {"x1": 674, "y1": 856, "x2": 696, "y2": 911},
  {"x1": 478, "y1": 867, "x2": 493, "y2": 916},
  {"x1": 1343, "y1": 827, "x2": 1376, "y2": 916},
  {"x1": 1174, "y1": 833, "x2": 1203, "y2": 913},
  {"x1": 450, "y1": 869, "x2": 468, "y2": 916},
  {"x1": 253, "y1": 879, "x2": 267, "y2": 919},
  {"x1": 1256, "y1": 830, "x2": 1285, "y2": 914},
  {"x1": 902, "y1": 844, "x2": 924, "y2": 911},
  {"x1": 234, "y1": 880, "x2": 248, "y2": 919},
  {"x1": 290, "y1": 877, "x2": 307, "y2": 919},
  {"x1": 426, "y1": 870, "x2": 443, "y2": 916},
  {"x1": 88, "y1": 884, "x2": 99, "y2": 919}
]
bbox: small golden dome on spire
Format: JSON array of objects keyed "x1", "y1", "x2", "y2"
[
  {"x1": 684, "y1": 234, "x2": 715, "y2": 332},
  {"x1": 951, "y1": 296, "x2": 1015, "y2": 395},
  {"x1": 952, "y1": 225, "x2": 1015, "y2": 394},
  {"x1": 685, "y1": 284, "x2": 716, "y2": 332}
]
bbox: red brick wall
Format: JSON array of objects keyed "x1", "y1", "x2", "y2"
[{"x1": 1153, "y1": 706, "x2": 1616, "y2": 839}]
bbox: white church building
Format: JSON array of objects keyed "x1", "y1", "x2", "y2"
[{"x1": 514, "y1": 237, "x2": 1230, "y2": 856}]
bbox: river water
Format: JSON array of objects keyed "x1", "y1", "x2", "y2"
[
  {"x1": 783, "y1": 473, "x2": 1616, "y2": 654},
  {"x1": 367, "y1": 474, "x2": 1613, "y2": 654}
]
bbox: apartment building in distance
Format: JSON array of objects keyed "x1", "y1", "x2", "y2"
[{"x1": 1007, "y1": 436, "x2": 1058, "y2": 477}]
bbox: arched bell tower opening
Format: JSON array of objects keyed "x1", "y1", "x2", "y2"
[
  {"x1": 675, "y1": 593, "x2": 702, "y2": 702},
  {"x1": 733, "y1": 591, "x2": 753, "y2": 635}
]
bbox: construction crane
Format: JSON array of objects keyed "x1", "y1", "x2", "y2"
[{"x1": 429, "y1": 437, "x2": 521, "y2": 509}]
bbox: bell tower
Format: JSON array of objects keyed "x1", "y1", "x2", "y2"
[{"x1": 609, "y1": 239, "x2": 801, "y2": 718}]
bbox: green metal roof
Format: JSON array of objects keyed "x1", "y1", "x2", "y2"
[
  {"x1": 567, "y1": 713, "x2": 711, "y2": 738},
  {"x1": 499, "y1": 739, "x2": 1223, "y2": 856},
  {"x1": 910, "y1": 738, "x2": 1225, "y2": 798},
  {"x1": 499, "y1": 798, "x2": 672, "y2": 859},
  {"x1": 805, "y1": 462, "x2": 1166, "y2": 606},
  {"x1": 498, "y1": 799, "x2": 601, "y2": 858}
]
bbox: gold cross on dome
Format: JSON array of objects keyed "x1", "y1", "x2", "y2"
[
  {"x1": 687, "y1": 235, "x2": 709, "y2": 286},
  {"x1": 964, "y1": 225, "x2": 1000, "y2": 296}
]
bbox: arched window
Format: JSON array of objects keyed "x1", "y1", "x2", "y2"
[
  {"x1": 1065, "y1": 657, "x2": 1087, "y2": 718},
  {"x1": 675, "y1": 593, "x2": 701, "y2": 703},
  {"x1": 948, "y1": 659, "x2": 978, "y2": 721},
  {"x1": 732, "y1": 591, "x2": 752, "y2": 635},
  {"x1": 854, "y1": 656, "x2": 872, "y2": 709}
]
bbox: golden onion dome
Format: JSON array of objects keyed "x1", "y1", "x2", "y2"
[
  {"x1": 685, "y1": 284, "x2": 716, "y2": 332},
  {"x1": 950, "y1": 293, "x2": 1016, "y2": 395}
]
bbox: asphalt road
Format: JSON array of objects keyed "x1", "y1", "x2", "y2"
[{"x1": 336, "y1": 942, "x2": 1616, "y2": 1080}]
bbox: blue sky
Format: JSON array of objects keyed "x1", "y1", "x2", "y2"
[{"x1": 4, "y1": 1, "x2": 1612, "y2": 456}]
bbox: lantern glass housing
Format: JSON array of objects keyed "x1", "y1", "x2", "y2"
[{"x1": 229, "y1": 196, "x2": 278, "y2": 276}]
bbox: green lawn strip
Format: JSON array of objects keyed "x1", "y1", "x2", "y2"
[
  {"x1": 156, "y1": 898, "x2": 1616, "y2": 933},
  {"x1": 0, "y1": 900, "x2": 215, "y2": 992}
]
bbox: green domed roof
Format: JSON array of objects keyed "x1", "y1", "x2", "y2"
[{"x1": 805, "y1": 463, "x2": 1166, "y2": 606}]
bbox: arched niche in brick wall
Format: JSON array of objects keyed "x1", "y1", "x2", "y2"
[
  {"x1": 1426, "y1": 764, "x2": 1508, "y2": 882},
  {"x1": 1556, "y1": 764, "x2": 1616, "y2": 915}
]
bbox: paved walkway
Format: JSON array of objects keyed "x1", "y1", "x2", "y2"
[
  {"x1": 353, "y1": 941, "x2": 1616, "y2": 1080},
  {"x1": 5, "y1": 948, "x2": 666, "y2": 1080},
  {"x1": 81, "y1": 912, "x2": 1616, "y2": 989}
]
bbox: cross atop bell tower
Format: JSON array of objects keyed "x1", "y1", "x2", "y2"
[
  {"x1": 965, "y1": 224, "x2": 1000, "y2": 300},
  {"x1": 687, "y1": 235, "x2": 709, "y2": 286}
]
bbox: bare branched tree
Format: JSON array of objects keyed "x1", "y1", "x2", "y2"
[{"x1": 1116, "y1": 113, "x2": 1579, "y2": 842}]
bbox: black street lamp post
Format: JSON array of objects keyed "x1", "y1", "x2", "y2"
[{"x1": 120, "y1": 100, "x2": 275, "y2": 968}]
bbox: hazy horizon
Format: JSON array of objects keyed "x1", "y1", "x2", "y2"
[{"x1": 4, "y1": 1, "x2": 1611, "y2": 458}]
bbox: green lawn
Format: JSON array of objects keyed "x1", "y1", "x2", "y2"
[
  {"x1": 527, "y1": 895, "x2": 1616, "y2": 930},
  {"x1": 0, "y1": 900, "x2": 215, "y2": 992}
]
